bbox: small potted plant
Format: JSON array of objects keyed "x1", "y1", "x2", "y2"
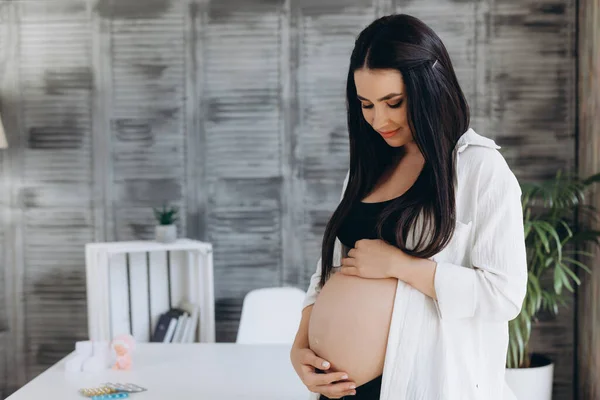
[
  {"x1": 505, "y1": 171, "x2": 600, "y2": 399},
  {"x1": 153, "y1": 203, "x2": 179, "y2": 243}
]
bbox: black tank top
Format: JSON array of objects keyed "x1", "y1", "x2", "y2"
[
  {"x1": 336, "y1": 168, "x2": 429, "y2": 249},
  {"x1": 336, "y1": 197, "x2": 399, "y2": 249}
]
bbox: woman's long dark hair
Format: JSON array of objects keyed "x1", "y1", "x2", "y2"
[{"x1": 319, "y1": 14, "x2": 470, "y2": 289}]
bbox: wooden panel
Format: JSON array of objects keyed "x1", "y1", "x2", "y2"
[
  {"x1": 490, "y1": 0, "x2": 576, "y2": 182},
  {"x1": 0, "y1": 332, "x2": 6, "y2": 399},
  {"x1": 202, "y1": 0, "x2": 285, "y2": 341},
  {"x1": 108, "y1": 1, "x2": 188, "y2": 241},
  {"x1": 0, "y1": 237, "x2": 6, "y2": 396},
  {"x1": 577, "y1": 0, "x2": 600, "y2": 398},
  {"x1": 17, "y1": 0, "x2": 94, "y2": 380},
  {"x1": 0, "y1": 3, "x2": 10, "y2": 393},
  {"x1": 0, "y1": 0, "x2": 26, "y2": 392}
]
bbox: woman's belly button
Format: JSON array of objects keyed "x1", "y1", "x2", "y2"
[{"x1": 308, "y1": 272, "x2": 397, "y2": 387}]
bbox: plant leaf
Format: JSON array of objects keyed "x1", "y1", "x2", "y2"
[
  {"x1": 523, "y1": 220, "x2": 532, "y2": 239},
  {"x1": 558, "y1": 264, "x2": 575, "y2": 292},
  {"x1": 563, "y1": 256, "x2": 593, "y2": 274},
  {"x1": 532, "y1": 223, "x2": 551, "y2": 253},
  {"x1": 513, "y1": 321, "x2": 525, "y2": 366},
  {"x1": 558, "y1": 220, "x2": 573, "y2": 239},
  {"x1": 527, "y1": 273, "x2": 543, "y2": 311},
  {"x1": 564, "y1": 250, "x2": 595, "y2": 258},
  {"x1": 553, "y1": 267, "x2": 563, "y2": 295},
  {"x1": 560, "y1": 263, "x2": 581, "y2": 286},
  {"x1": 539, "y1": 220, "x2": 563, "y2": 261}
]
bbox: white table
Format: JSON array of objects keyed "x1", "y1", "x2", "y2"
[{"x1": 6, "y1": 343, "x2": 310, "y2": 400}]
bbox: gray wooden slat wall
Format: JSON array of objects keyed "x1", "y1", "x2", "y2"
[
  {"x1": 0, "y1": 0, "x2": 576, "y2": 397},
  {"x1": 490, "y1": 2, "x2": 576, "y2": 399},
  {"x1": 0, "y1": 2, "x2": 8, "y2": 383},
  {"x1": 577, "y1": 0, "x2": 600, "y2": 398}
]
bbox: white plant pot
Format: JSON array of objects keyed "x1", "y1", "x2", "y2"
[
  {"x1": 505, "y1": 354, "x2": 554, "y2": 400},
  {"x1": 155, "y1": 224, "x2": 177, "y2": 243}
]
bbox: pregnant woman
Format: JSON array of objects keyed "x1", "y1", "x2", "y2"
[{"x1": 290, "y1": 14, "x2": 528, "y2": 400}]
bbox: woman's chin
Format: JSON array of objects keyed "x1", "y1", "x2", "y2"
[
  {"x1": 383, "y1": 136, "x2": 409, "y2": 147},
  {"x1": 384, "y1": 133, "x2": 417, "y2": 150}
]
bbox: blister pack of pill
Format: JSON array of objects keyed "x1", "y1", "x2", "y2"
[
  {"x1": 79, "y1": 382, "x2": 147, "y2": 398},
  {"x1": 102, "y1": 383, "x2": 147, "y2": 393}
]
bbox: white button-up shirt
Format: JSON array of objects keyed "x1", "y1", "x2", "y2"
[{"x1": 302, "y1": 128, "x2": 528, "y2": 400}]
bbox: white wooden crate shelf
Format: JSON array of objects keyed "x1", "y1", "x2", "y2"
[{"x1": 85, "y1": 239, "x2": 215, "y2": 343}]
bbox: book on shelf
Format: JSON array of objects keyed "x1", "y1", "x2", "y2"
[
  {"x1": 151, "y1": 311, "x2": 172, "y2": 342},
  {"x1": 179, "y1": 300, "x2": 199, "y2": 343},
  {"x1": 172, "y1": 312, "x2": 188, "y2": 343},
  {"x1": 163, "y1": 316, "x2": 178, "y2": 343},
  {"x1": 151, "y1": 307, "x2": 183, "y2": 343},
  {"x1": 151, "y1": 301, "x2": 199, "y2": 343}
]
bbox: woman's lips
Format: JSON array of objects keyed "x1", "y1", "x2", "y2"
[{"x1": 379, "y1": 128, "x2": 400, "y2": 138}]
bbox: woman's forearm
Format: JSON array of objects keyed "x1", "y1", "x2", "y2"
[
  {"x1": 390, "y1": 256, "x2": 438, "y2": 300},
  {"x1": 292, "y1": 304, "x2": 313, "y2": 349}
]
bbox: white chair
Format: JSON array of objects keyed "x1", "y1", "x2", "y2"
[{"x1": 236, "y1": 286, "x2": 307, "y2": 344}]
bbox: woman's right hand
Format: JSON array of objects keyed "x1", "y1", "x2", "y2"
[{"x1": 290, "y1": 347, "x2": 357, "y2": 399}]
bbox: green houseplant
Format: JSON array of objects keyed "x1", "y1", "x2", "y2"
[
  {"x1": 505, "y1": 171, "x2": 600, "y2": 399},
  {"x1": 153, "y1": 203, "x2": 179, "y2": 243}
]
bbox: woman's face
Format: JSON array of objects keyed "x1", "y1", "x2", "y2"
[{"x1": 353, "y1": 68, "x2": 413, "y2": 148}]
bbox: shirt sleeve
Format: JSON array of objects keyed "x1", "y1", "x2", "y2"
[
  {"x1": 433, "y1": 152, "x2": 528, "y2": 321},
  {"x1": 302, "y1": 170, "x2": 350, "y2": 310}
]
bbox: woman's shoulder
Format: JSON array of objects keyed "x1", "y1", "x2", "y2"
[
  {"x1": 457, "y1": 131, "x2": 521, "y2": 194},
  {"x1": 459, "y1": 142, "x2": 507, "y2": 171}
]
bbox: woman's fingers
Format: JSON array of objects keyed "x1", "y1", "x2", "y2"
[
  {"x1": 306, "y1": 369, "x2": 351, "y2": 387},
  {"x1": 303, "y1": 351, "x2": 331, "y2": 370},
  {"x1": 312, "y1": 381, "x2": 358, "y2": 398},
  {"x1": 295, "y1": 348, "x2": 356, "y2": 397}
]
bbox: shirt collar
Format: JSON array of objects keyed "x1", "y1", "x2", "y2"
[{"x1": 454, "y1": 128, "x2": 501, "y2": 154}]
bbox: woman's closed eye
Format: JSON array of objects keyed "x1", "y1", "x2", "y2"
[{"x1": 361, "y1": 100, "x2": 403, "y2": 109}]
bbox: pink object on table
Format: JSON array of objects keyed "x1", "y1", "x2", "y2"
[{"x1": 110, "y1": 334, "x2": 136, "y2": 370}]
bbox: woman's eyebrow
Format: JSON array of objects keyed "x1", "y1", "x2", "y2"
[{"x1": 357, "y1": 92, "x2": 403, "y2": 102}]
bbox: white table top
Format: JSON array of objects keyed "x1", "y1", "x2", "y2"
[{"x1": 7, "y1": 343, "x2": 309, "y2": 400}]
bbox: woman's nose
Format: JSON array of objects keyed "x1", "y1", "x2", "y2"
[{"x1": 372, "y1": 108, "x2": 390, "y2": 130}]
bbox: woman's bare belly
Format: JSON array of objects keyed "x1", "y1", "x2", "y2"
[{"x1": 308, "y1": 269, "x2": 397, "y2": 387}]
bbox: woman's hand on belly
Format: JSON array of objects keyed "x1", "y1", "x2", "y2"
[
  {"x1": 290, "y1": 347, "x2": 357, "y2": 398},
  {"x1": 339, "y1": 239, "x2": 404, "y2": 279}
]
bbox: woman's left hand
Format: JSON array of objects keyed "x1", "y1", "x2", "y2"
[{"x1": 339, "y1": 239, "x2": 413, "y2": 279}]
